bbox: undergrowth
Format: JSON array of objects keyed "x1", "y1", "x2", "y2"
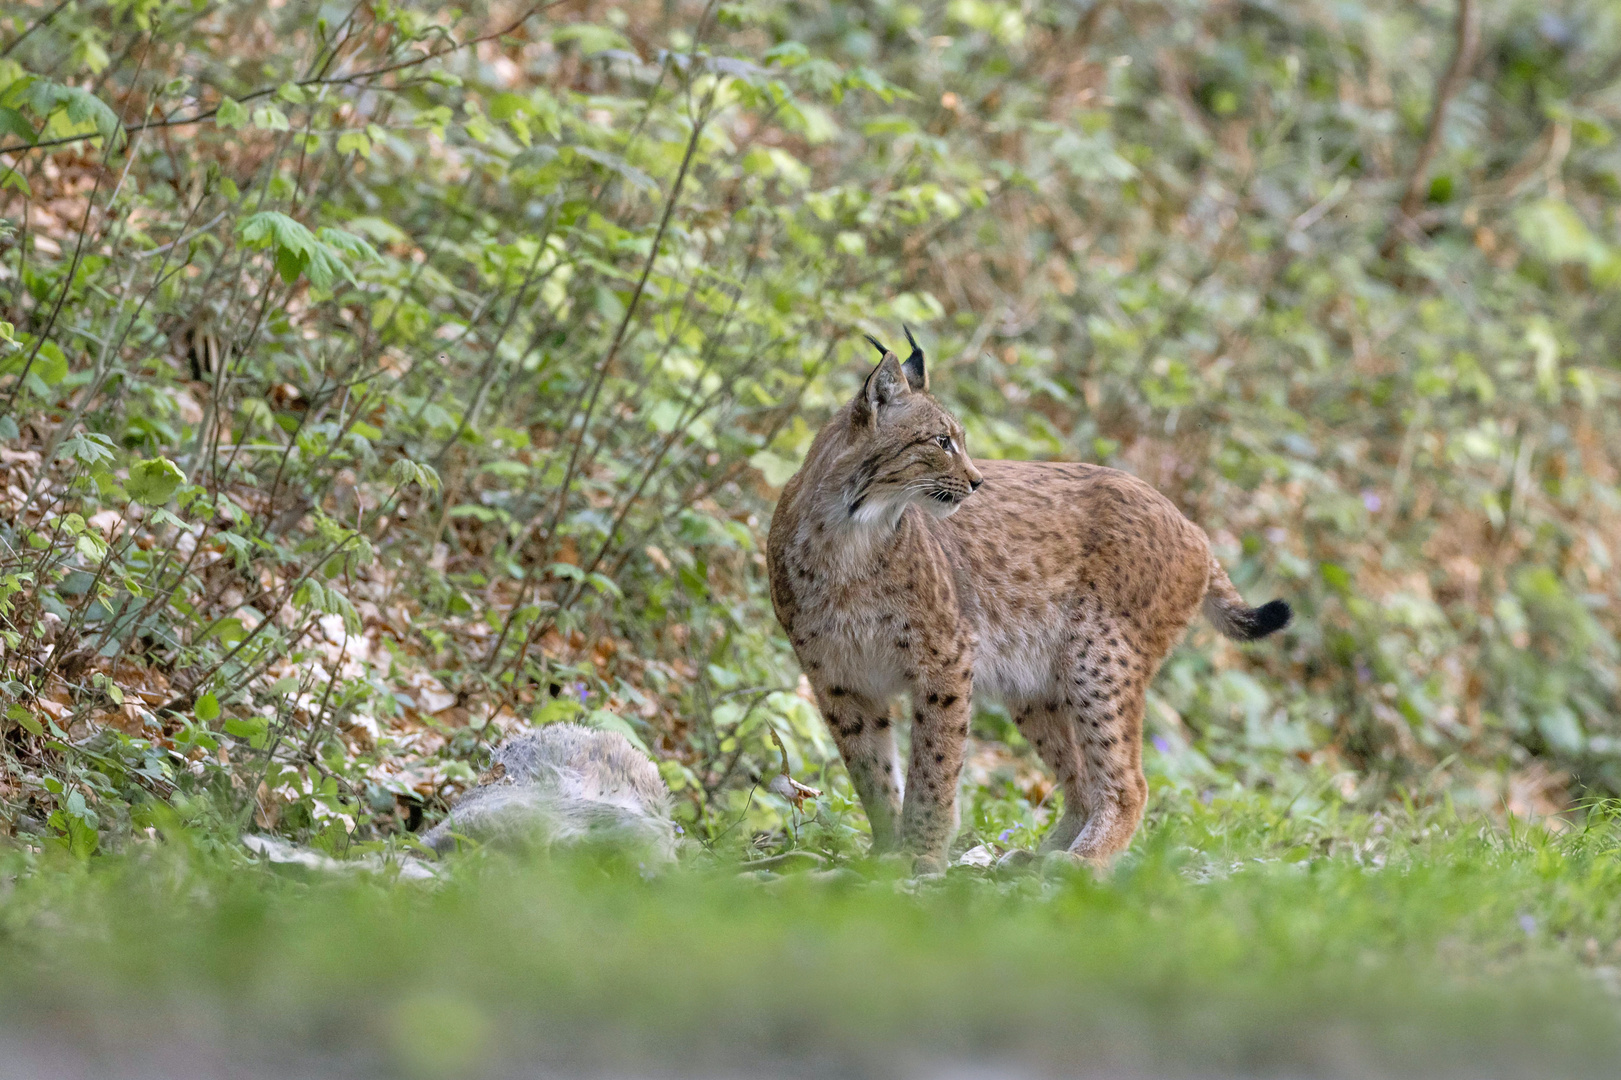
[
  {"x1": 6, "y1": 0, "x2": 1621, "y2": 864},
  {"x1": 3, "y1": 790, "x2": 1620, "y2": 1077}
]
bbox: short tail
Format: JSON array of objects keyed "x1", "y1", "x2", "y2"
[{"x1": 1202, "y1": 555, "x2": 1291, "y2": 642}]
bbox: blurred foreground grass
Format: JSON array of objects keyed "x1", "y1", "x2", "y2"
[{"x1": 3, "y1": 792, "x2": 1621, "y2": 1079}]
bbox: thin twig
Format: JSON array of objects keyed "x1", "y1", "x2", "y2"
[{"x1": 1379, "y1": 0, "x2": 1481, "y2": 260}]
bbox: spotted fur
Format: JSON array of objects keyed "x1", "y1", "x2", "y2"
[{"x1": 766, "y1": 333, "x2": 1290, "y2": 870}]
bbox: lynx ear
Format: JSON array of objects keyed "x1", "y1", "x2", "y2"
[
  {"x1": 901, "y1": 324, "x2": 927, "y2": 392},
  {"x1": 858, "y1": 351, "x2": 911, "y2": 424}
]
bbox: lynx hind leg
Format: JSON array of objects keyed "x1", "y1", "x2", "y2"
[
  {"x1": 900, "y1": 676, "x2": 973, "y2": 873},
  {"x1": 813, "y1": 684, "x2": 904, "y2": 852},
  {"x1": 1012, "y1": 701, "x2": 1088, "y2": 853},
  {"x1": 1068, "y1": 678, "x2": 1149, "y2": 864}
]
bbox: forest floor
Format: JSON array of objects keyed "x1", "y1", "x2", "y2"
[{"x1": 3, "y1": 791, "x2": 1619, "y2": 1080}]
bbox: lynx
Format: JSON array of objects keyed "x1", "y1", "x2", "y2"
[{"x1": 766, "y1": 330, "x2": 1290, "y2": 871}]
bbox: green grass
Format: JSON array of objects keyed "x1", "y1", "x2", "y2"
[{"x1": 4, "y1": 792, "x2": 1621, "y2": 1078}]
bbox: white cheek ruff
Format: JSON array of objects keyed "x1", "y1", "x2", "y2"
[{"x1": 850, "y1": 494, "x2": 907, "y2": 527}]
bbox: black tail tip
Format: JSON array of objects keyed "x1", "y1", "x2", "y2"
[{"x1": 1245, "y1": 599, "x2": 1292, "y2": 640}]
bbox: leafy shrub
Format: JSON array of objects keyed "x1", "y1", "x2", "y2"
[{"x1": 2, "y1": 0, "x2": 1620, "y2": 859}]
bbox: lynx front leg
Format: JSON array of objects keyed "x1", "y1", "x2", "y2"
[
  {"x1": 813, "y1": 684, "x2": 903, "y2": 852},
  {"x1": 901, "y1": 675, "x2": 972, "y2": 872}
]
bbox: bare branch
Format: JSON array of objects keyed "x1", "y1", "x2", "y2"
[{"x1": 1380, "y1": 0, "x2": 1482, "y2": 260}]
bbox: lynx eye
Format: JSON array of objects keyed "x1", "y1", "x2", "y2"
[{"x1": 934, "y1": 435, "x2": 953, "y2": 451}]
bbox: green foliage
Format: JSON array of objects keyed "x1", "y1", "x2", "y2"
[
  {"x1": 4, "y1": 792, "x2": 1621, "y2": 1075},
  {"x1": 0, "y1": 0, "x2": 964, "y2": 854},
  {"x1": 1, "y1": 0, "x2": 1620, "y2": 863},
  {"x1": 126, "y1": 456, "x2": 184, "y2": 506},
  {"x1": 236, "y1": 212, "x2": 377, "y2": 289}
]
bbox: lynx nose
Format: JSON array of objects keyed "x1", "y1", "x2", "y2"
[{"x1": 969, "y1": 476, "x2": 983, "y2": 491}]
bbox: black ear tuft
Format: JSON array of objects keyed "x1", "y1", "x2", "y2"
[
  {"x1": 900, "y1": 324, "x2": 927, "y2": 392},
  {"x1": 859, "y1": 352, "x2": 910, "y2": 422},
  {"x1": 863, "y1": 334, "x2": 890, "y2": 360}
]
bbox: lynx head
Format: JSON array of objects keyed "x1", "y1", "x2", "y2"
[{"x1": 843, "y1": 327, "x2": 983, "y2": 525}]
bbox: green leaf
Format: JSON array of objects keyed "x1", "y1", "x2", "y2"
[
  {"x1": 48, "y1": 808, "x2": 99, "y2": 857},
  {"x1": 315, "y1": 226, "x2": 380, "y2": 264},
  {"x1": 480, "y1": 459, "x2": 528, "y2": 480},
  {"x1": 335, "y1": 131, "x2": 370, "y2": 157},
  {"x1": 344, "y1": 216, "x2": 408, "y2": 244},
  {"x1": 583, "y1": 709, "x2": 649, "y2": 753},
  {"x1": 204, "y1": 617, "x2": 247, "y2": 645},
  {"x1": 194, "y1": 692, "x2": 221, "y2": 723},
  {"x1": 762, "y1": 41, "x2": 810, "y2": 67},
  {"x1": 551, "y1": 24, "x2": 631, "y2": 55},
  {"x1": 58, "y1": 85, "x2": 122, "y2": 144},
  {"x1": 18, "y1": 80, "x2": 100, "y2": 141},
  {"x1": 0, "y1": 166, "x2": 30, "y2": 196},
  {"x1": 250, "y1": 103, "x2": 290, "y2": 131},
  {"x1": 127, "y1": 456, "x2": 186, "y2": 505},
  {"x1": 59, "y1": 431, "x2": 115, "y2": 467},
  {"x1": 237, "y1": 213, "x2": 372, "y2": 290},
  {"x1": 239, "y1": 210, "x2": 315, "y2": 256},
  {"x1": 216, "y1": 96, "x2": 247, "y2": 129},
  {"x1": 6, "y1": 704, "x2": 43, "y2": 737},
  {"x1": 94, "y1": 673, "x2": 124, "y2": 705},
  {"x1": 533, "y1": 697, "x2": 582, "y2": 725},
  {"x1": 0, "y1": 105, "x2": 34, "y2": 143},
  {"x1": 572, "y1": 146, "x2": 656, "y2": 192},
  {"x1": 389, "y1": 459, "x2": 441, "y2": 492},
  {"x1": 239, "y1": 211, "x2": 322, "y2": 284},
  {"x1": 586, "y1": 572, "x2": 622, "y2": 599},
  {"x1": 74, "y1": 35, "x2": 112, "y2": 75},
  {"x1": 275, "y1": 244, "x2": 306, "y2": 284},
  {"x1": 33, "y1": 340, "x2": 68, "y2": 386},
  {"x1": 224, "y1": 716, "x2": 269, "y2": 748}
]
